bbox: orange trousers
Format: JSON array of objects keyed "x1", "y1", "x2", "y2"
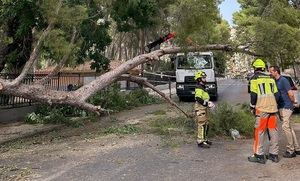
[{"x1": 253, "y1": 111, "x2": 279, "y2": 155}]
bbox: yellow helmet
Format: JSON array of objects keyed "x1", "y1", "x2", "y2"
[
  {"x1": 194, "y1": 71, "x2": 207, "y2": 80},
  {"x1": 252, "y1": 59, "x2": 266, "y2": 69}
]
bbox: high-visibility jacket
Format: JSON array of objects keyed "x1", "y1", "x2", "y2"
[
  {"x1": 250, "y1": 71, "x2": 279, "y2": 113},
  {"x1": 195, "y1": 83, "x2": 210, "y2": 107}
]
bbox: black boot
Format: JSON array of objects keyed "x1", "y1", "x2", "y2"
[
  {"x1": 283, "y1": 151, "x2": 296, "y2": 158},
  {"x1": 248, "y1": 154, "x2": 266, "y2": 164},
  {"x1": 197, "y1": 141, "x2": 210, "y2": 148},
  {"x1": 205, "y1": 140, "x2": 212, "y2": 145},
  {"x1": 268, "y1": 153, "x2": 279, "y2": 163}
]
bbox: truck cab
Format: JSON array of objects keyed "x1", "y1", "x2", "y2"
[{"x1": 174, "y1": 52, "x2": 218, "y2": 101}]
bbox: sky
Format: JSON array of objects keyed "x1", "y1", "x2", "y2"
[{"x1": 219, "y1": 0, "x2": 241, "y2": 26}]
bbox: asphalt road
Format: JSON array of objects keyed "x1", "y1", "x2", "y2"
[
  {"x1": 2, "y1": 79, "x2": 300, "y2": 181},
  {"x1": 217, "y1": 78, "x2": 249, "y2": 104}
]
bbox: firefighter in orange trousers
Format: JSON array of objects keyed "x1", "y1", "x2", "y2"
[{"x1": 248, "y1": 59, "x2": 280, "y2": 164}]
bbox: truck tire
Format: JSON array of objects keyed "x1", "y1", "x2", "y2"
[
  {"x1": 178, "y1": 96, "x2": 184, "y2": 102},
  {"x1": 211, "y1": 95, "x2": 218, "y2": 101}
]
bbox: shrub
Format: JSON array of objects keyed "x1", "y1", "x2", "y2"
[
  {"x1": 88, "y1": 83, "x2": 161, "y2": 111},
  {"x1": 25, "y1": 105, "x2": 86, "y2": 127},
  {"x1": 26, "y1": 84, "x2": 161, "y2": 126},
  {"x1": 208, "y1": 102, "x2": 254, "y2": 137}
]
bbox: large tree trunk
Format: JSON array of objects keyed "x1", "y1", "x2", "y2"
[{"x1": 0, "y1": 43, "x2": 259, "y2": 116}]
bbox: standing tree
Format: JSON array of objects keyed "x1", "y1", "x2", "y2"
[
  {"x1": 0, "y1": 0, "x2": 45, "y2": 73},
  {"x1": 234, "y1": 0, "x2": 300, "y2": 69}
]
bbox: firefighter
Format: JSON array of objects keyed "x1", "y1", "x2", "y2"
[
  {"x1": 194, "y1": 70, "x2": 215, "y2": 148},
  {"x1": 248, "y1": 59, "x2": 280, "y2": 164}
]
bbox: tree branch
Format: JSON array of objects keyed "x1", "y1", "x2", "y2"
[
  {"x1": 68, "y1": 101, "x2": 111, "y2": 116},
  {"x1": 10, "y1": 1, "x2": 63, "y2": 86},
  {"x1": 36, "y1": 27, "x2": 77, "y2": 85},
  {"x1": 119, "y1": 75, "x2": 191, "y2": 118},
  {"x1": 75, "y1": 44, "x2": 260, "y2": 101}
]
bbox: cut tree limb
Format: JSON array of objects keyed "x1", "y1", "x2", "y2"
[{"x1": 119, "y1": 75, "x2": 191, "y2": 118}]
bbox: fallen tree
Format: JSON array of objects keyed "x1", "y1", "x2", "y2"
[{"x1": 0, "y1": 40, "x2": 257, "y2": 117}]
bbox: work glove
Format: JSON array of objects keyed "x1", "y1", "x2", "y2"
[
  {"x1": 249, "y1": 104, "x2": 255, "y2": 115},
  {"x1": 250, "y1": 107, "x2": 255, "y2": 115},
  {"x1": 208, "y1": 101, "x2": 215, "y2": 109}
]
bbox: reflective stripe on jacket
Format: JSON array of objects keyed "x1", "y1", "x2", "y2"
[{"x1": 250, "y1": 72, "x2": 279, "y2": 113}]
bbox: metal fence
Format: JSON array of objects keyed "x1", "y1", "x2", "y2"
[
  {"x1": 143, "y1": 71, "x2": 176, "y2": 98},
  {"x1": 0, "y1": 73, "x2": 83, "y2": 109}
]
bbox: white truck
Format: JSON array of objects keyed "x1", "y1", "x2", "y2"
[{"x1": 174, "y1": 52, "x2": 218, "y2": 101}]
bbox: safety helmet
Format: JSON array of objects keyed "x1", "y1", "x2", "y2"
[
  {"x1": 194, "y1": 71, "x2": 207, "y2": 80},
  {"x1": 252, "y1": 59, "x2": 266, "y2": 69}
]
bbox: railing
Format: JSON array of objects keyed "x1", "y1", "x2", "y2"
[
  {"x1": 143, "y1": 71, "x2": 176, "y2": 85},
  {"x1": 0, "y1": 73, "x2": 83, "y2": 109},
  {"x1": 143, "y1": 71, "x2": 176, "y2": 98}
]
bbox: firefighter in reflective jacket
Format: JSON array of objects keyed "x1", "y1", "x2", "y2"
[
  {"x1": 248, "y1": 59, "x2": 280, "y2": 164},
  {"x1": 194, "y1": 70, "x2": 215, "y2": 148}
]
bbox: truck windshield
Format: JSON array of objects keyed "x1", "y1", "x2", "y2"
[{"x1": 176, "y1": 54, "x2": 212, "y2": 69}]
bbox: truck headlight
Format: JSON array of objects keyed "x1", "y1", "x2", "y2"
[
  {"x1": 207, "y1": 84, "x2": 215, "y2": 89},
  {"x1": 177, "y1": 85, "x2": 184, "y2": 89}
]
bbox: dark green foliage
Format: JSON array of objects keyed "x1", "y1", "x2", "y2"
[
  {"x1": 214, "y1": 51, "x2": 227, "y2": 76},
  {"x1": 234, "y1": 0, "x2": 300, "y2": 67},
  {"x1": 111, "y1": 0, "x2": 160, "y2": 32},
  {"x1": 0, "y1": 0, "x2": 45, "y2": 72},
  {"x1": 25, "y1": 105, "x2": 87, "y2": 127},
  {"x1": 0, "y1": 0, "x2": 112, "y2": 73},
  {"x1": 208, "y1": 102, "x2": 254, "y2": 137},
  {"x1": 88, "y1": 83, "x2": 161, "y2": 111},
  {"x1": 76, "y1": 0, "x2": 112, "y2": 72},
  {"x1": 171, "y1": 0, "x2": 221, "y2": 45}
]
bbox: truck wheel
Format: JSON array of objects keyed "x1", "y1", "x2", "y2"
[
  {"x1": 178, "y1": 96, "x2": 184, "y2": 102},
  {"x1": 211, "y1": 95, "x2": 218, "y2": 101}
]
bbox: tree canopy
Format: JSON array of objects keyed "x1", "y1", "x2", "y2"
[{"x1": 234, "y1": 0, "x2": 300, "y2": 68}]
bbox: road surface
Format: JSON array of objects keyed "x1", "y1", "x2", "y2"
[{"x1": 1, "y1": 79, "x2": 300, "y2": 181}]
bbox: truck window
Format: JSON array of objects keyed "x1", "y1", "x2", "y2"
[{"x1": 176, "y1": 54, "x2": 212, "y2": 69}]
